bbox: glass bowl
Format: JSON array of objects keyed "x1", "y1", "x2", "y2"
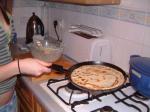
[{"x1": 30, "y1": 40, "x2": 63, "y2": 62}]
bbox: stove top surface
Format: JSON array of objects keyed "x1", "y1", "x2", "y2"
[{"x1": 40, "y1": 78, "x2": 150, "y2": 112}]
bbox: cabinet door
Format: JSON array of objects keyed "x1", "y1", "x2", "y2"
[
  {"x1": 0, "y1": 0, "x2": 13, "y2": 14},
  {"x1": 6, "y1": 0, "x2": 13, "y2": 14},
  {"x1": 17, "y1": 98, "x2": 33, "y2": 112},
  {"x1": 50, "y1": 0, "x2": 120, "y2": 5},
  {"x1": 16, "y1": 79, "x2": 46, "y2": 112},
  {"x1": 16, "y1": 79, "x2": 33, "y2": 106},
  {"x1": 33, "y1": 97, "x2": 46, "y2": 112},
  {"x1": 16, "y1": 79, "x2": 34, "y2": 112}
]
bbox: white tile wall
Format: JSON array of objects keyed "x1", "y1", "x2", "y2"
[
  {"x1": 47, "y1": 3, "x2": 150, "y2": 72},
  {"x1": 119, "y1": 0, "x2": 150, "y2": 11},
  {"x1": 13, "y1": 7, "x2": 42, "y2": 38},
  {"x1": 141, "y1": 45, "x2": 150, "y2": 57},
  {"x1": 143, "y1": 27, "x2": 150, "y2": 47},
  {"x1": 109, "y1": 37, "x2": 142, "y2": 72},
  {"x1": 12, "y1": 0, "x2": 150, "y2": 72}
]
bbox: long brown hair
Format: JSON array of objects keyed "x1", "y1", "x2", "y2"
[{"x1": 0, "y1": 1, "x2": 10, "y2": 25}]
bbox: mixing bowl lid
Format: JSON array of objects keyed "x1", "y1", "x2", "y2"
[{"x1": 130, "y1": 55, "x2": 150, "y2": 75}]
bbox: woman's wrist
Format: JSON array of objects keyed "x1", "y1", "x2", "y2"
[
  {"x1": 7, "y1": 60, "x2": 21, "y2": 76},
  {"x1": 17, "y1": 59, "x2": 22, "y2": 75}
]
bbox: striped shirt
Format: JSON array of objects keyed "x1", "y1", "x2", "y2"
[{"x1": 0, "y1": 15, "x2": 17, "y2": 95}]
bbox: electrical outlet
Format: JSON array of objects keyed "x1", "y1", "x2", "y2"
[
  {"x1": 53, "y1": 20, "x2": 58, "y2": 28},
  {"x1": 53, "y1": 19, "x2": 65, "y2": 29},
  {"x1": 58, "y1": 19, "x2": 64, "y2": 28}
]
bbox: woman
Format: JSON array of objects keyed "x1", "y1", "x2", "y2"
[{"x1": 0, "y1": 2, "x2": 51, "y2": 112}]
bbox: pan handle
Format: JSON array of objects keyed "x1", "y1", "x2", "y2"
[{"x1": 48, "y1": 64, "x2": 68, "y2": 73}]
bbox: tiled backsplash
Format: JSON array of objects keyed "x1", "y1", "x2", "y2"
[
  {"x1": 48, "y1": 3, "x2": 149, "y2": 27},
  {"x1": 13, "y1": 0, "x2": 150, "y2": 26},
  {"x1": 13, "y1": 0, "x2": 45, "y2": 7}
]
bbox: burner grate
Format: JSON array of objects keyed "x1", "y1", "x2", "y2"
[
  {"x1": 91, "y1": 106, "x2": 118, "y2": 112},
  {"x1": 71, "y1": 83, "x2": 131, "y2": 111},
  {"x1": 47, "y1": 78, "x2": 70, "y2": 105},
  {"x1": 47, "y1": 78, "x2": 90, "y2": 105},
  {"x1": 113, "y1": 90, "x2": 150, "y2": 112},
  {"x1": 47, "y1": 78, "x2": 150, "y2": 112},
  {"x1": 134, "y1": 92, "x2": 149, "y2": 101}
]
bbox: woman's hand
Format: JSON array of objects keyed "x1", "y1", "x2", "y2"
[{"x1": 19, "y1": 58, "x2": 51, "y2": 76}]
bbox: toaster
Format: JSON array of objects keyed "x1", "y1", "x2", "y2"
[{"x1": 63, "y1": 31, "x2": 112, "y2": 63}]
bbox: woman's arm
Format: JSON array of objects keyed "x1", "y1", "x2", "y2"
[{"x1": 0, "y1": 58, "x2": 51, "y2": 82}]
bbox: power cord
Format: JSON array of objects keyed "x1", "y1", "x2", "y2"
[{"x1": 53, "y1": 20, "x2": 61, "y2": 42}]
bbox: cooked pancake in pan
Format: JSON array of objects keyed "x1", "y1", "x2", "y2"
[{"x1": 71, "y1": 65, "x2": 125, "y2": 90}]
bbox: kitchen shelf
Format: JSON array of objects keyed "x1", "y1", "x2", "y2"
[{"x1": 50, "y1": 0, "x2": 120, "y2": 5}]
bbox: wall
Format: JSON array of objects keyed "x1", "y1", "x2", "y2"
[
  {"x1": 12, "y1": 0, "x2": 49, "y2": 38},
  {"x1": 12, "y1": 0, "x2": 150, "y2": 72}
]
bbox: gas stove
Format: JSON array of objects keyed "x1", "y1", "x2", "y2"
[{"x1": 40, "y1": 78, "x2": 150, "y2": 112}]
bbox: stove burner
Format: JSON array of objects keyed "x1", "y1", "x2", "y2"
[
  {"x1": 47, "y1": 79, "x2": 150, "y2": 112},
  {"x1": 65, "y1": 82, "x2": 83, "y2": 94},
  {"x1": 100, "y1": 106, "x2": 116, "y2": 112},
  {"x1": 134, "y1": 92, "x2": 149, "y2": 101}
]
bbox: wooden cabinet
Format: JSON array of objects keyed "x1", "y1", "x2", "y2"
[
  {"x1": 0, "y1": 0, "x2": 13, "y2": 14},
  {"x1": 50, "y1": 0, "x2": 120, "y2": 5},
  {"x1": 6, "y1": 0, "x2": 13, "y2": 14},
  {"x1": 34, "y1": 100, "x2": 46, "y2": 112},
  {"x1": 16, "y1": 78, "x2": 46, "y2": 112}
]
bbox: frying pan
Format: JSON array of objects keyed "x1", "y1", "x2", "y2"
[{"x1": 50, "y1": 61, "x2": 128, "y2": 95}]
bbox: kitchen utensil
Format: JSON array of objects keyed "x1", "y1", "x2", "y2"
[
  {"x1": 50, "y1": 61, "x2": 128, "y2": 95},
  {"x1": 129, "y1": 55, "x2": 150, "y2": 98},
  {"x1": 26, "y1": 12, "x2": 44, "y2": 44},
  {"x1": 30, "y1": 40, "x2": 63, "y2": 62}
]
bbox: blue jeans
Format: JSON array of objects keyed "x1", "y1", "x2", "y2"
[{"x1": 0, "y1": 92, "x2": 17, "y2": 112}]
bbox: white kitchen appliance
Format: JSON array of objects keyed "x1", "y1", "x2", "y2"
[{"x1": 63, "y1": 26, "x2": 111, "y2": 63}]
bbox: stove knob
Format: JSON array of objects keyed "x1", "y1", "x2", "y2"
[{"x1": 101, "y1": 106, "x2": 114, "y2": 112}]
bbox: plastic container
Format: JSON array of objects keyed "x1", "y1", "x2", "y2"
[{"x1": 129, "y1": 55, "x2": 150, "y2": 98}]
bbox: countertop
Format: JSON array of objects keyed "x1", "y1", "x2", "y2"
[
  {"x1": 20, "y1": 76, "x2": 65, "y2": 112},
  {"x1": 11, "y1": 42, "x2": 75, "y2": 112},
  {"x1": 20, "y1": 73, "x2": 66, "y2": 112}
]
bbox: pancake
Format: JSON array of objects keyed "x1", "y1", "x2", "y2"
[{"x1": 71, "y1": 65, "x2": 125, "y2": 90}]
